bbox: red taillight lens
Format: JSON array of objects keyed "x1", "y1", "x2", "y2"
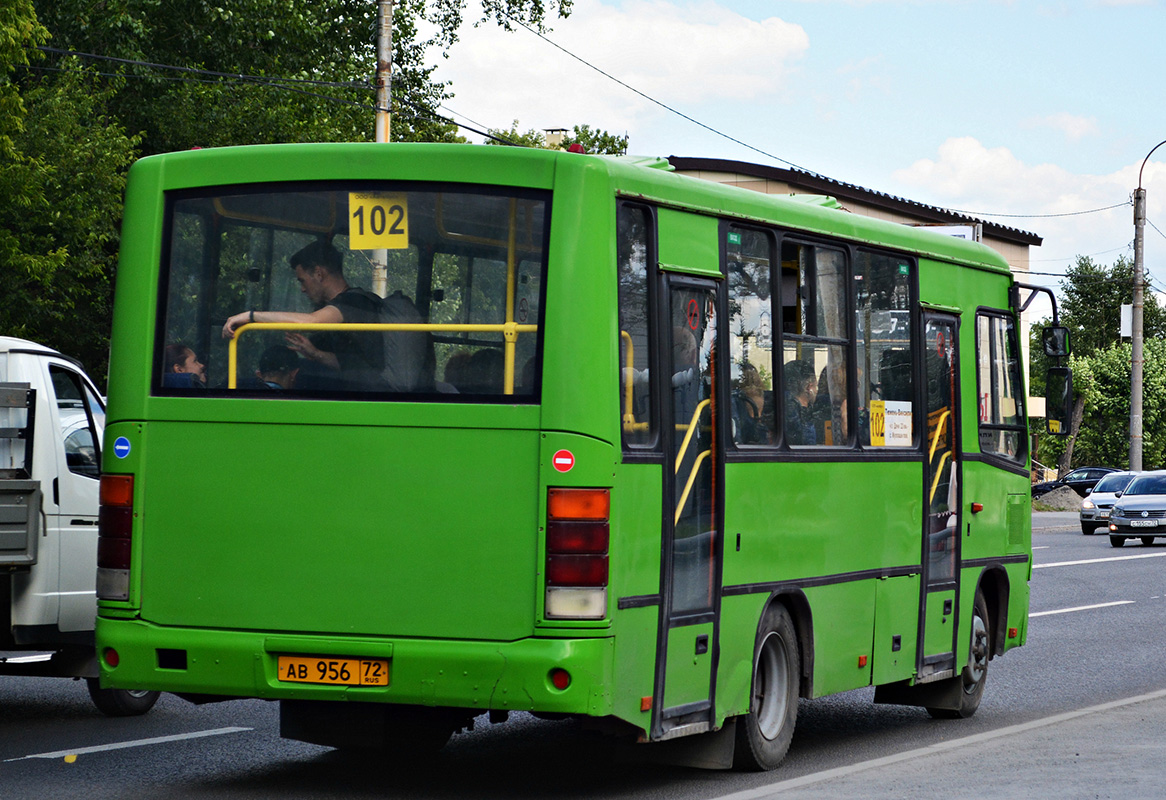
[
  {"x1": 547, "y1": 521, "x2": 609, "y2": 554},
  {"x1": 547, "y1": 554, "x2": 609, "y2": 586},
  {"x1": 98, "y1": 475, "x2": 133, "y2": 570}
]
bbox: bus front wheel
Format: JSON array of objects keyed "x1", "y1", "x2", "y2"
[
  {"x1": 734, "y1": 604, "x2": 799, "y2": 771},
  {"x1": 927, "y1": 592, "x2": 989, "y2": 720}
]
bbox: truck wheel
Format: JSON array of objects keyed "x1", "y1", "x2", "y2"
[
  {"x1": 86, "y1": 678, "x2": 160, "y2": 717},
  {"x1": 734, "y1": 604, "x2": 799, "y2": 771}
]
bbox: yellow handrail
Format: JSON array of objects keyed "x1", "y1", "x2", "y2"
[
  {"x1": 675, "y1": 449, "x2": 711, "y2": 525},
  {"x1": 926, "y1": 408, "x2": 953, "y2": 505},
  {"x1": 929, "y1": 451, "x2": 952, "y2": 506},
  {"x1": 226, "y1": 321, "x2": 537, "y2": 391},
  {"x1": 927, "y1": 409, "x2": 951, "y2": 462},
  {"x1": 620, "y1": 331, "x2": 637, "y2": 429},
  {"x1": 675, "y1": 399, "x2": 711, "y2": 474}
]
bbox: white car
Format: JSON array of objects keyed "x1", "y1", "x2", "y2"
[{"x1": 1080, "y1": 471, "x2": 1138, "y2": 535}]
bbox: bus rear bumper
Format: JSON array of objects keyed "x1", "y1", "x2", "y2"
[{"x1": 96, "y1": 617, "x2": 615, "y2": 717}]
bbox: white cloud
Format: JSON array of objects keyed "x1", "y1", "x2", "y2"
[
  {"x1": 432, "y1": 0, "x2": 809, "y2": 139},
  {"x1": 1022, "y1": 112, "x2": 1100, "y2": 141},
  {"x1": 892, "y1": 136, "x2": 1165, "y2": 281}
]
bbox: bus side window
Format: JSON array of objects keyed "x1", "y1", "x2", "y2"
[
  {"x1": 727, "y1": 226, "x2": 776, "y2": 446},
  {"x1": 779, "y1": 241, "x2": 849, "y2": 447},
  {"x1": 617, "y1": 204, "x2": 655, "y2": 449},
  {"x1": 855, "y1": 251, "x2": 915, "y2": 448}
]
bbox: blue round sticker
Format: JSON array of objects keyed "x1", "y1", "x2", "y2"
[{"x1": 113, "y1": 436, "x2": 131, "y2": 459}]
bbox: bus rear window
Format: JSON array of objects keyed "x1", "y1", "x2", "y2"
[{"x1": 158, "y1": 185, "x2": 549, "y2": 400}]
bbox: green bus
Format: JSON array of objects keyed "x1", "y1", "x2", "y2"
[{"x1": 97, "y1": 143, "x2": 1067, "y2": 769}]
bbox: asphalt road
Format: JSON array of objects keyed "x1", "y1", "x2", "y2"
[{"x1": 3, "y1": 510, "x2": 1164, "y2": 799}]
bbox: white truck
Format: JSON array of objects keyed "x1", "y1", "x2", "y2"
[{"x1": 0, "y1": 336, "x2": 158, "y2": 715}]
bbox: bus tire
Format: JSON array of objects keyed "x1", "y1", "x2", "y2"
[
  {"x1": 927, "y1": 592, "x2": 989, "y2": 720},
  {"x1": 1110, "y1": 535, "x2": 1126, "y2": 548},
  {"x1": 734, "y1": 604, "x2": 799, "y2": 771},
  {"x1": 86, "y1": 678, "x2": 160, "y2": 717}
]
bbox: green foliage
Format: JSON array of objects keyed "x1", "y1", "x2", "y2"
[
  {"x1": 1058, "y1": 254, "x2": 1166, "y2": 356},
  {"x1": 1050, "y1": 340, "x2": 1166, "y2": 471},
  {"x1": 563, "y1": 124, "x2": 627, "y2": 155},
  {"x1": 0, "y1": 63, "x2": 139, "y2": 384},
  {"x1": 484, "y1": 121, "x2": 629, "y2": 154}
]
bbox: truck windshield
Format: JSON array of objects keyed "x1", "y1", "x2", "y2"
[{"x1": 158, "y1": 184, "x2": 549, "y2": 400}]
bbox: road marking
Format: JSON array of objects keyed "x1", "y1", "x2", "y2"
[
  {"x1": 709, "y1": 688, "x2": 1166, "y2": 800},
  {"x1": 1029, "y1": 601, "x2": 1135, "y2": 617},
  {"x1": 1032, "y1": 546, "x2": 1049, "y2": 550},
  {"x1": 1033, "y1": 552, "x2": 1166, "y2": 569},
  {"x1": 5, "y1": 727, "x2": 252, "y2": 762}
]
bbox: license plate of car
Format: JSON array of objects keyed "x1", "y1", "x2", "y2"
[
  {"x1": 277, "y1": 655, "x2": 390, "y2": 686},
  {"x1": 1130, "y1": 519, "x2": 1159, "y2": 528},
  {"x1": 1098, "y1": 511, "x2": 1110, "y2": 518}
]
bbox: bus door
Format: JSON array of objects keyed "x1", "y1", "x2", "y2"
[
  {"x1": 918, "y1": 313, "x2": 961, "y2": 681},
  {"x1": 653, "y1": 277, "x2": 724, "y2": 739}
]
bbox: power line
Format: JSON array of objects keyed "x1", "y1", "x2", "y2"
[
  {"x1": 499, "y1": 11, "x2": 820, "y2": 175},
  {"x1": 943, "y1": 201, "x2": 1130, "y2": 219},
  {"x1": 30, "y1": 47, "x2": 520, "y2": 145}
]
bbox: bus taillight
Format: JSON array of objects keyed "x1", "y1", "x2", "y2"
[
  {"x1": 545, "y1": 488, "x2": 610, "y2": 620},
  {"x1": 97, "y1": 474, "x2": 133, "y2": 601}
]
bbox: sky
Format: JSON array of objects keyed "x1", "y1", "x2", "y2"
[{"x1": 426, "y1": 0, "x2": 1166, "y2": 319}]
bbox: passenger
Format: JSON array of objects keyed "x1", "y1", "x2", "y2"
[
  {"x1": 465, "y1": 348, "x2": 504, "y2": 394},
  {"x1": 222, "y1": 240, "x2": 383, "y2": 387},
  {"x1": 161, "y1": 343, "x2": 206, "y2": 388},
  {"x1": 254, "y1": 345, "x2": 300, "y2": 390},
  {"x1": 444, "y1": 350, "x2": 473, "y2": 390},
  {"x1": 735, "y1": 363, "x2": 771, "y2": 444},
  {"x1": 783, "y1": 359, "x2": 818, "y2": 445}
]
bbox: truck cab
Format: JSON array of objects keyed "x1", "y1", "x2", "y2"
[{"x1": 0, "y1": 337, "x2": 157, "y2": 715}]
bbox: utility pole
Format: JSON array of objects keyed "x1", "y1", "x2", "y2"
[
  {"x1": 372, "y1": 0, "x2": 393, "y2": 298},
  {"x1": 376, "y1": 0, "x2": 393, "y2": 143},
  {"x1": 1132, "y1": 140, "x2": 1166, "y2": 471}
]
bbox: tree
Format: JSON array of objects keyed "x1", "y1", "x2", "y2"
[
  {"x1": 1058, "y1": 254, "x2": 1166, "y2": 357},
  {"x1": 31, "y1": 0, "x2": 571, "y2": 153},
  {"x1": 484, "y1": 121, "x2": 629, "y2": 154}
]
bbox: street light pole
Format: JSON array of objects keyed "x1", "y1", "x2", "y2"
[{"x1": 1131, "y1": 139, "x2": 1166, "y2": 471}]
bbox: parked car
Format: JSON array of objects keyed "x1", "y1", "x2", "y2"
[
  {"x1": 1107, "y1": 471, "x2": 1166, "y2": 547},
  {"x1": 1032, "y1": 466, "x2": 1119, "y2": 498},
  {"x1": 1080, "y1": 471, "x2": 1138, "y2": 535}
]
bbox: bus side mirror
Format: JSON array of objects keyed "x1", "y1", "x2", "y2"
[
  {"x1": 1043, "y1": 326, "x2": 1070, "y2": 357},
  {"x1": 1045, "y1": 366, "x2": 1073, "y2": 435}
]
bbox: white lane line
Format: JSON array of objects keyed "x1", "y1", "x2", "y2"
[
  {"x1": 1030, "y1": 601, "x2": 1135, "y2": 617},
  {"x1": 5, "y1": 727, "x2": 252, "y2": 761},
  {"x1": 1034, "y1": 552, "x2": 1166, "y2": 569},
  {"x1": 1032, "y1": 546, "x2": 1049, "y2": 550},
  {"x1": 709, "y1": 688, "x2": 1166, "y2": 800}
]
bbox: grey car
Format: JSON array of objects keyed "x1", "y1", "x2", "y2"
[
  {"x1": 1080, "y1": 471, "x2": 1138, "y2": 535},
  {"x1": 1107, "y1": 471, "x2": 1166, "y2": 547}
]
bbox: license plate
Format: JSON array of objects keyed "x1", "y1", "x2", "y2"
[
  {"x1": 277, "y1": 655, "x2": 389, "y2": 686},
  {"x1": 1130, "y1": 519, "x2": 1159, "y2": 528},
  {"x1": 1098, "y1": 511, "x2": 1110, "y2": 519}
]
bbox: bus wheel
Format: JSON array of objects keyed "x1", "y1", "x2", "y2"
[
  {"x1": 927, "y1": 593, "x2": 989, "y2": 720},
  {"x1": 1110, "y1": 535, "x2": 1126, "y2": 548},
  {"x1": 86, "y1": 678, "x2": 160, "y2": 717},
  {"x1": 734, "y1": 604, "x2": 799, "y2": 771}
]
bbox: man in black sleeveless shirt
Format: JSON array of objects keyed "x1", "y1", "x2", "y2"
[{"x1": 222, "y1": 241, "x2": 384, "y2": 384}]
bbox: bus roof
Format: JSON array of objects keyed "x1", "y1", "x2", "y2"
[{"x1": 132, "y1": 142, "x2": 1012, "y2": 276}]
